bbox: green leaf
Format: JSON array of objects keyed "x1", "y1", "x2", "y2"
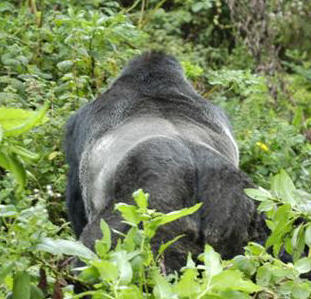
[
  {"x1": 36, "y1": 238, "x2": 96, "y2": 259},
  {"x1": 266, "y1": 204, "x2": 293, "y2": 256},
  {"x1": 245, "y1": 242, "x2": 267, "y2": 257},
  {"x1": 292, "y1": 283, "x2": 311, "y2": 299},
  {"x1": 3, "y1": 103, "x2": 49, "y2": 137},
  {"x1": 10, "y1": 145, "x2": 40, "y2": 161},
  {"x1": 292, "y1": 107, "x2": 304, "y2": 129},
  {"x1": 174, "y1": 268, "x2": 200, "y2": 297},
  {"x1": 211, "y1": 270, "x2": 261, "y2": 293},
  {"x1": 133, "y1": 189, "x2": 148, "y2": 209},
  {"x1": 57, "y1": 60, "x2": 74, "y2": 71},
  {"x1": 291, "y1": 224, "x2": 305, "y2": 261},
  {"x1": 152, "y1": 270, "x2": 176, "y2": 299},
  {"x1": 198, "y1": 244, "x2": 222, "y2": 279},
  {"x1": 256, "y1": 265, "x2": 272, "y2": 287},
  {"x1": 154, "y1": 203, "x2": 202, "y2": 226},
  {"x1": 0, "y1": 150, "x2": 10, "y2": 169},
  {"x1": 304, "y1": 224, "x2": 311, "y2": 247},
  {"x1": 0, "y1": 108, "x2": 35, "y2": 130},
  {"x1": 95, "y1": 219, "x2": 111, "y2": 257},
  {"x1": 294, "y1": 257, "x2": 311, "y2": 274},
  {"x1": 118, "y1": 285, "x2": 143, "y2": 299},
  {"x1": 111, "y1": 251, "x2": 133, "y2": 284},
  {"x1": 13, "y1": 271, "x2": 31, "y2": 299},
  {"x1": 244, "y1": 187, "x2": 273, "y2": 201},
  {"x1": 0, "y1": 263, "x2": 14, "y2": 284},
  {"x1": 191, "y1": 2, "x2": 204, "y2": 13},
  {"x1": 158, "y1": 234, "x2": 185, "y2": 257},
  {"x1": 271, "y1": 170, "x2": 296, "y2": 205},
  {"x1": 92, "y1": 260, "x2": 119, "y2": 282},
  {"x1": 0, "y1": 204, "x2": 17, "y2": 217},
  {"x1": 233, "y1": 256, "x2": 257, "y2": 277},
  {"x1": 218, "y1": 290, "x2": 250, "y2": 299},
  {"x1": 7, "y1": 153, "x2": 26, "y2": 192},
  {"x1": 30, "y1": 285, "x2": 44, "y2": 299},
  {"x1": 257, "y1": 200, "x2": 275, "y2": 212},
  {"x1": 115, "y1": 203, "x2": 140, "y2": 225}
]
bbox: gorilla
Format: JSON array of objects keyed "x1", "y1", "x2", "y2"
[{"x1": 65, "y1": 51, "x2": 267, "y2": 270}]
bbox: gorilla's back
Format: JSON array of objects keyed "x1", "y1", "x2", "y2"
[
  {"x1": 65, "y1": 52, "x2": 267, "y2": 267},
  {"x1": 79, "y1": 109, "x2": 238, "y2": 221}
]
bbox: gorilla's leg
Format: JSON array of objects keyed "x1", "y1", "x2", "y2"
[
  {"x1": 66, "y1": 166, "x2": 88, "y2": 237},
  {"x1": 193, "y1": 145, "x2": 267, "y2": 259},
  {"x1": 80, "y1": 137, "x2": 202, "y2": 270}
]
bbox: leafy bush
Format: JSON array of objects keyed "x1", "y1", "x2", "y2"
[
  {"x1": 0, "y1": 106, "x2": 48, "y2": 193},
  {"x1": 1, "y1": 0, "x2": 311, "y2": 298},
  {"x1": 3, "y1": 177, "x2": 311, "y2": 298}
]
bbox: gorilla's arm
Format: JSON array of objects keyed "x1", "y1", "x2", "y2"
[{"x1": 65, "y1": 115, "x2": 88, "y2": 237}]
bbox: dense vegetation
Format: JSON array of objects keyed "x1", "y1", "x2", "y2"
[{"x1": 0, "y1": 0, "x2": 311, "y2": 298}]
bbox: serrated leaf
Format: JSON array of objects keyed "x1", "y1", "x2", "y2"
[{"x1": 36, "y1": 238, "x2": 96, "y2": 259}]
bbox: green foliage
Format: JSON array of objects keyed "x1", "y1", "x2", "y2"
[
  {"x1": 0, "y1": 105, "x2": 48, "y2": 193},
  {"x1": 1, "y1": 0, "x2": 311, "y2": 298},
  {"x1": 246, "y1": 170, "x2": 311, "y2": 261}
]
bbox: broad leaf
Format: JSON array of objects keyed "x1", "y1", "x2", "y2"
[
  {"x1": 271, "y1": 170, "x2": 296, "y2": 205},
  {"x1": 211, "y1": 270, "x2": 261, "y2": 293},
  {"x1": 3, "y1": 103, "x2": 49, "y2": 137},
  {"x1": 198, "y1": 244, "x2": 222, "y2": 279},
  {"x1": 133, "y1": 189, "x2": 148, "y2": 209},
  {"x1": 36, "y1": 238, "x2": 96, "y2": 259},
  {"x1": 13, "y1": 271, "x2": 31, "y2": 299},
  {"x1": 295, "y1": 257, "x2": 311, "y2": 274}
]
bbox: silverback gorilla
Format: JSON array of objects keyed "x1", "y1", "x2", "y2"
[{"x1": 65, "y1": 51, "x2": 267, "y2": 270}]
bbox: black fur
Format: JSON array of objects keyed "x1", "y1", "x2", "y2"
[{"x1": 65, "y1": 51, "x2": 267, "y2": 270}]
